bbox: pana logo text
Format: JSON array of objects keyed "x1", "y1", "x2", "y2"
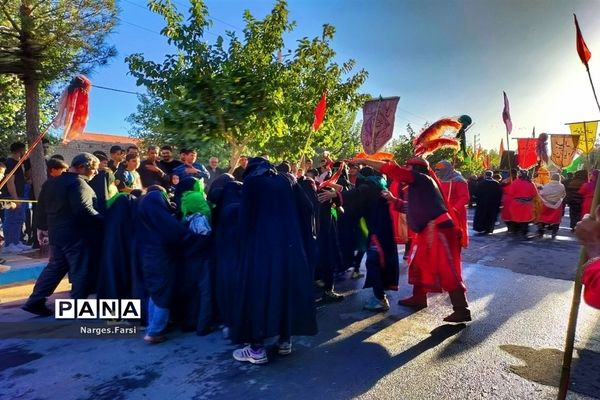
[{"x1": 55, "y1": 299, "x2": 142, "y2": 319}]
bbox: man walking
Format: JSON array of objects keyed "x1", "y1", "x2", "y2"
[{"x1": 22, "y1": 153, "x2": 103, "y2": 316}]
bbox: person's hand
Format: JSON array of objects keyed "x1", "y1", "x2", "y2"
[
  {"x1": 5, "y1": 201, "x2": 17, "y2": 209},
  {"x1": 37, "y1": 229, "x2": 49, "y2": 246},
  {"x1": 318, "y1": 190, "x2": 338, "y2": 203},
  {"x1": 146, "y1": 164, "x2": 164, "y2": 175},
  {"x1": 381, "y1": 190, "x2": 397, "y2": 203},
  {"x1": 185, "y1": 167, "x2": 200, "y2": 174},
  {"x1": 575, "y1": 205, "x2": 600, "y2": 259}
]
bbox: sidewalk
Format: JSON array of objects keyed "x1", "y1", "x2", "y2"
[{"x1": 0, "y1": 248, "x2": 48, "y2": 286}]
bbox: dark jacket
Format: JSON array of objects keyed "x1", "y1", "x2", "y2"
[{"x1": 36, "y1": 172, "x2": 102, "y2": 244}]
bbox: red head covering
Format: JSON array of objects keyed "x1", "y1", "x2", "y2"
[{"x1": 406, "y1": 157, "x2": 429, "y2": 169}]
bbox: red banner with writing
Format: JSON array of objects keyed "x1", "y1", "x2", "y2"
[{"x1": 517, "y1": 138, "x2": 537, "y2": 169}]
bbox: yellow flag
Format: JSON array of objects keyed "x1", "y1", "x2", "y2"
[{"x1": 568, "y1": 121, "x2": 598, "y2": 154}]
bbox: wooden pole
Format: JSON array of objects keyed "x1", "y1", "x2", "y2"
[
  {"x1": 557, "y1": 174, "x2": 600, "y2": 399},
  {"x1": 0, "y1": 121, "x2": 52, "y2": 192}
]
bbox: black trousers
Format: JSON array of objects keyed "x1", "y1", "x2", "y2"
[{"x1": 26, "y1": 239, "x2": 93, "y2": 305}]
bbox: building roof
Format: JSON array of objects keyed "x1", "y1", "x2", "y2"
[{"x1": 76, "y1": 132, "x2": 140, "y2": 144}]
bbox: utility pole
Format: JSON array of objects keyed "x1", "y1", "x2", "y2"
[{"x1": 473, "y1": 133, "x2": 480, "y2": 151}]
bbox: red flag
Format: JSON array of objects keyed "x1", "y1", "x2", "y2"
[
  {"x1": 312, "y1": 93, "x2": 327, "y2": 131},
  {"x1": 502, "y1": 91, "x2": 512, "y2": 135},
  {"x1": 517, "y1": 138, "x2": 537, "y2": 169},
  {"x1": 499, "y1": 138, "x2": 505, "y2": 157},
  {"x1": 575, "y1": 14, "x2": 591, "y2": 67},
  {"x1": 53, "y1": 75, "x2": 92, "y2": 144}
]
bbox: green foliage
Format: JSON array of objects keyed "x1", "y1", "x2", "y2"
[
  {"x1": 125, "y1": 0, "x2": 368, "y2": 166},
  {"x1": 0, "y1": 0, "x2": 118, "y2": 80},
  {"x1": 388, "y1": 124, "x2": 417, "y2": 165},
  {"x1": 0, "y1": 74, "x2": 58, "y2": 155}
]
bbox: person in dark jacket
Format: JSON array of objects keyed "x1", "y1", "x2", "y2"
[
  {"x1": 23, "y1": 153, "x2": 102, "y2": 316},
  {"x1": 566, "y1": 170, "x2": 588, "y2": 231},
  {"x1": 473, "y1": 170, "x2": 503, "y2": 234},
  {"x1": 136, "y1": 190, "x2": 210, "y2": 343}
]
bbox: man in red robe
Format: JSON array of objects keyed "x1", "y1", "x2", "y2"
[
  {"x1": 509, "y1": 170, "x2": 538, "y2": 240},
  {"x1": 352, "y1": 156, "x2": 471, "y2": 323}
]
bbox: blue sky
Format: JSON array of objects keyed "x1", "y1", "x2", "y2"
[{"x1": 82, "y1": 0, "x2": 600, "y2": 151}]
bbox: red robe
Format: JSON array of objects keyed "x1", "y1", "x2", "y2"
[
  {"x1": 508, "y1": 178, "x2": 537, "y2": 223},
  {"x1": 381, "y1": 161, "x2": 465, "y2": 293},
  {"x1": 439, "y1": 180, "x2": 470, "y2": 248},
  {"x1": 583, "y1": 259, "x2": 600, "y2": 309},
  {"x1": 501, "y1": 180, "x2": 513, "y2": 222}
]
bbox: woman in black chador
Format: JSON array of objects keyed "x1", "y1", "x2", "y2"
[
  {"x1": 207, "y1": 173, "x2": 243, "y2": 338},
  {"x1": 473, "y1": 171, "x2": 503, "y2": 234},
  {"x1": 231, "y1": 157, "x2": 317, "y2": 365}
]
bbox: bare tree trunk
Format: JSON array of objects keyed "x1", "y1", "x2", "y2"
[
  {"x1": 23, "y1": 76, "x2": 46, "y2": 199},
  {"x1": 20, "y1": 0, "x2": 46, "y2": 199}
]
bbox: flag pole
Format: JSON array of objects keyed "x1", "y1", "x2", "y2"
[
  {"x1": 583, "y1": 121, "x2": 591, "y2": 170},
  {"x1": 0, "y1": 121, "x2": 53, "y2": 192},
  {"x1": 557, "y1": 174, "x2": 600, "y2": 399},
  {"x1": 585, "y1": 65, "x2": 600, "y2": 114},
  {"x1": 506, "y1": 131, "x2": 512, "y2": 181}
]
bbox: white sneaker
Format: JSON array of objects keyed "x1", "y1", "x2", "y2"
[
  {"x1": 3, "y1": 244, "x2": 24, "y2": 254},
  {"x1": 277, "y1": 340, "x2": 292, "y2": 355},
  {"x1": 233, "y1": 345, "x2": 268, "y2": 365}
]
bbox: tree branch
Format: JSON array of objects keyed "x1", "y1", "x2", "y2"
[{"x1": 1, "y1": 7, "x2": 21, "y2": 34}]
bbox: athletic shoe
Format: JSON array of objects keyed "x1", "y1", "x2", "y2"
[
  {"x1": 363, "y1": 295, "x2": 390, "y2": 312},
  {"x1": 277, "y1": 340, "x2": 292, "y2": 356},
  {"x1": 317, "y1": 290, "x2": 344, "y2": 305},
  {"x1": 2, "y1": 244, "x2": 24, "y2": 254},
  {"x1": 233, "y1": 345, "x2": 268, "y2": 365}
]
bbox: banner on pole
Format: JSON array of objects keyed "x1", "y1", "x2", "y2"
[
  {"x1": 550, "y1": 134, "x2": 580, "y2": 168},
  {"x1": 361, "y1": 96, "x2": 400, "y2": 154},
  {"x1": 516, "y1": 138, "x2": 538, "y2": 169},
  {"x1": 568, "y1": 121, "x2": 598, "y2": 154}
]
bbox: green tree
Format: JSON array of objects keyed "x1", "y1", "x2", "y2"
[
  {"x1": 388, "y1": 123, "x2": 417, "y2": 165},
  {"x1": 0, "y1": 0, "x2": 117, "y2": 196},
  {"x1": 126, "y1": 0, "x2": 368, "y2": 170}
]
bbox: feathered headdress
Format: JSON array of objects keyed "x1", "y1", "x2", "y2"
[
  {"x1": 53, "y1": 75, "x2": 92, "y2": 144},
  {"x1": 413, "y1": 118, "x2": 462, "y2": 157},
  {"x1": 536, "y1": 133, "x2": 549, "y2": 164}
]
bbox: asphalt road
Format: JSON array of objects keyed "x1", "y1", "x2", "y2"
[{"x1": 0, "y1": 209, "x2": 599, "y2": 400}]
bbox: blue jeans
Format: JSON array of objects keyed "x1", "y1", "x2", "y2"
[
  {"x1": 147, "y1": 298, "x2": 169, "y2": 336},
  {"x1": 3, "y1": 206, "x2": 25, "y2": 246}
]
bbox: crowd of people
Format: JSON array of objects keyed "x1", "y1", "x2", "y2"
[
  {"x1": 469, "y1": 164, "x2": 598, "y2": 241},
  {"x1": 2, "y1": 140, "x2": 599, "y2": 365}
]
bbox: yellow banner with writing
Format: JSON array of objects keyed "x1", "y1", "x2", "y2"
[{"x1": 568, "y1": 121, "x2": 598, "y2": 154}]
